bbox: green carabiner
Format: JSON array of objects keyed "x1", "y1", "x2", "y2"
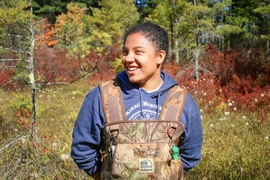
[{"x1": 171, "y1": 145, "x2": 179, "y2": 160}]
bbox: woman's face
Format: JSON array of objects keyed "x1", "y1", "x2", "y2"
[{"x1": 122, "y1": 33, "x2": 165, "y2": 91}]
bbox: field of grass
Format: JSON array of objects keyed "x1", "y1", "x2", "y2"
[{"x1": 0, "y1": 79, "x2": 269, "y2": 179}]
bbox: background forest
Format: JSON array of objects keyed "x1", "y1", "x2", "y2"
[{"x1": 0, "y1": 0, "x2": 269, "y2": 179}]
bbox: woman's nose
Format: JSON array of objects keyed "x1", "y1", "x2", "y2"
[{"x1": 123, "y1": 53, "x2": 135, "y2": 62}]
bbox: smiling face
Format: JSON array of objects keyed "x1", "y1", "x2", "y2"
[{"x1": 122, "y1": 33, "x2": 166, "y2": 91}]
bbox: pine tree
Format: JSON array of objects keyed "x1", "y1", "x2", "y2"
[
  {"x1": 69, "y1": 0, "x2": 140, "y2": 72},
  {"x1": 135, "y1": 0, "x2": 158, "y2": 21},
  {"x1": 32, "y1": 0, "x2": 97, "y2": 23},
  {"x1": 0, "y1": 0, "x2": 40, "y2": 153},
  {"x1": 148, "y1": 0, "x2": 214, "y2": 81},
  {"x1": 253, "y1": 1, "x2": 270, "y2": 61},
  {"x1": 54, "y1": 3, "x2": 87, "y2": 47},
  {"x1": 0, "y1": 0, "x2": 33, "y2": 84},
  {"x1": 85, "y1": 0, "x2": 140, "y2": 41},
  {"x1": 148, "y1": 0, "x2": 192, "y2": 64}
]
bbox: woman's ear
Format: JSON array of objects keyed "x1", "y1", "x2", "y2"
[{"x1": 157, "y1": 50, "x2": 166, "y2": 65}]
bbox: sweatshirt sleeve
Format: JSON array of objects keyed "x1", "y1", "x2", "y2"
[
  {"x1": 179, "y1": 93, "x2": 203, "y2": 173},
  {"x1": 71, "y1": 87, "x2": 105, "y2": 175}
]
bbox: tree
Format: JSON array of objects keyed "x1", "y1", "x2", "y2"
[
  {"x1": 32, "y1": 0, "x2": 98, "y2": 23},
  {"x1": 148, "y1": 0, "x2": 192, "y2": 64},
  {"x1": 85, "y1": 0, "x2": 140, "y2": 41},
  {"x1": 54, "y1": 3, "x2": 88, "y2": 47},
  {"x1": 211, "y1": 0, "x2": 235, "y2": 50},
  {"x1": 190, "y1": 0, "x2": 215, "y2": 80},
  {"x1": 149, "y1": 0, "x2": 214, "y2": 81},
  {"x1": 207, "y1": 0, "x2": 269, "y2": 63},
  {"x1": 32, "y1": 0, "x2": 68, "y2": 23},
  {"x1": 0, "y1": 0, "x2": 34, "y2": 86},
  {"x1": 135, "y1": 0, "x2": 158, "y2": 21},
  {"x1": 63, "y1": 0, "x2": 140, "y2": 73},
  {"x1": 253, "y1": 2, "x2": 270, "y2": 61},
  {"x1": 53, "y1": 2, "x2": 113, "y2": 78},
  {"x1": 0, "y1": 0, "x2": 40, "y2": 155}
]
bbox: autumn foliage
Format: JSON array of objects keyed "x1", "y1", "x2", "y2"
[
  {"x1": 1, "y1": 42, "x2": 270, "y2": 123},
  {"x1": 172, "y1": 44, "x2": 270, "y2": 122},
  {"x1": 36, "y1": 20, "x2": 58, "y2": 47}
]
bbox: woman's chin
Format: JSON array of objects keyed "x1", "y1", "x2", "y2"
[{"x1": 128, "y1": 76, "x2": 141, "y2": 84}]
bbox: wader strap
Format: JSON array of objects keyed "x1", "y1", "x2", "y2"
[
  {"x1": 99, "y1": 79, "x2": 126, "y2": 123},
  {"x1": 159, "y1": 85, "x2": 187, "y2": 121}
]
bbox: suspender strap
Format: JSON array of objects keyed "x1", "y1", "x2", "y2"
[
  {"x1": 99, "y1": 79, "x2": 126, "y2": 123},
  {"x1": 159, "y1": 85, "x2": 187, "y2": 121}
]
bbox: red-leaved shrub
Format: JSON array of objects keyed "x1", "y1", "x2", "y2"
[{"x1": 174, "y1": 44, "x2": 270, "y2": 122}]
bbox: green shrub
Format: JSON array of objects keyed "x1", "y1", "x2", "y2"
[{"x1": 186, "y1": 112, "x2": 270, "y2": 180}]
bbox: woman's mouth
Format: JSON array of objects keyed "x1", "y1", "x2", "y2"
[{"x1": 127, "y1": 66, "x2": 138, "y2": 71}]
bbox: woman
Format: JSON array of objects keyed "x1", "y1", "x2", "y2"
[{"x1": 71, "y1": 21, "x2": 203, "y2": 179}]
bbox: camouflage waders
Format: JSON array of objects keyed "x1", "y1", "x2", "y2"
[{"x1": 99, "y1": 79, "x2": 187, "y2": 180}]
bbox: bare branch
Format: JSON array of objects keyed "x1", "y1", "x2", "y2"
[
  {"x1": 0, "y1": 46, "x2": 31, "y2": 55},
  {"x1": 7, "y1": 33, "x2": 31, "y2": 40},
  {"x1": 0, "y1": 59, "x2": 23, "y2": 61},
  {"x1": 0, "y1": 135, "x2": 30, "y2": 154},
  {"x1": 0, "y1": 79, "x2": 13, "y2": 88},
  {"x1": 39, "y1": 66, "x2": 97, "y2": 88}
]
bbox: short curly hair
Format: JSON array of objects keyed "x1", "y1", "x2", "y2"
[{"x1": 123, "y1": 21, "x2": 169, "y2": 63}]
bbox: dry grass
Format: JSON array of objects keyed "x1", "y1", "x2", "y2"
[{"x1": 0, "y1": 79, "x2": 269, "y2": 179}]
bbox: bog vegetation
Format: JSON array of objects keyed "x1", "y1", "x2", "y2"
[
  {"x1": 0, "y1": 63, "x2": 269, "y2": 179},
  {"x1": 0, "y1": 0, "x2": 270, "y2": 179}
]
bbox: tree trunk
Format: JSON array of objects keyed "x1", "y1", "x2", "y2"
[
  {"x1": 267, "y1": 40, "x2": 269, "y2": 61},
  {"x1": 175, "y1": 39, "x2": 179, "y2": 64},
  {"x1": 194, "y1": 0, "x2": 199, "y2": 81},
  {"x1": 28, "y1": 0, "x2": 38, "y2": 144}
]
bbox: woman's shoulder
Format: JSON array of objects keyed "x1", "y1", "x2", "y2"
[{"x1": 85, "y1": 86, "x2": 101, "y2": 100}]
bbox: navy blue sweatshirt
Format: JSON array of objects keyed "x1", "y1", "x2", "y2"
[{"x1": 71, "y1": 70, "x2": 203, "y2": 175}]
